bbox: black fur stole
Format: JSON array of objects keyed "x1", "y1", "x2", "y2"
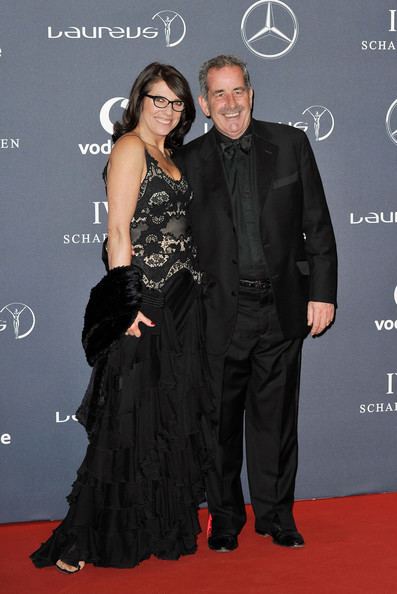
[{"x1": 82, "y1": 265, "x2": 142, "y2": 366}]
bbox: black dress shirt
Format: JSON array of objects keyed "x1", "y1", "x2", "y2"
[{"x1": 215, "y1": 126, "x2": 269, "y2": 280}]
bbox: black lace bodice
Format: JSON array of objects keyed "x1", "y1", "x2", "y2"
[{"x1": 130, "y1": 151, "x2": 200, "y2": 291}]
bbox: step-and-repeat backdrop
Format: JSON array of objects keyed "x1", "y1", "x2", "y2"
[{"x1": 1, "y1": 0, "x2": 396, "y2": 523}]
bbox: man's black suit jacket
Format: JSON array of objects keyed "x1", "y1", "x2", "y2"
[{"x1": 176, "y1": 119, "x2": 337, "y2": 355}]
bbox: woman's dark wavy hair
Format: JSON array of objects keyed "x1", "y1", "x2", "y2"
[{"x1": 112, "y1": 62, "x2": 195, "y2": 149}]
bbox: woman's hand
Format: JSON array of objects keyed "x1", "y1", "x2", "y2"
[{"x1": 125, "y1": 311, "x2": 155, "y2": 337}]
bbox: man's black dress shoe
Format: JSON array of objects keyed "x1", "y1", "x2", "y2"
[
  {"x1": 208, "y1": 535, "x2": 238, "y2": 552},
  {"x1": 256, "y1": 526, "x2": 305, "y2": 548}
]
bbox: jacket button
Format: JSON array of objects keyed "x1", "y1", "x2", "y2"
[
  {"x1": 231, "y1": 291, "x2": 237, "y2": 297},
  {"x1": 232, "y1": 259, "x2": 237, "y2": 264}
]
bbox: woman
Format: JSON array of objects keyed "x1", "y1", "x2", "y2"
[{"x1": 30, "y1": 63, "x2": 215, "y2": 572}]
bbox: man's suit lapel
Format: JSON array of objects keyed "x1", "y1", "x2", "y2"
[
  {"x1": 198, "y1": 127, "x2": 233, "y2": 217},
  {"x1": 252, "y1": 120, "x2": 278, "y2": 213}
]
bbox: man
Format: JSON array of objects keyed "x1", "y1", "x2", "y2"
[{"x1": 176, "y1": 55, "x2": 337, "y2": 552}]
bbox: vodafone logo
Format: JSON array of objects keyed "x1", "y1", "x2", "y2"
[
  {"x1": 373, "y1": 286, "x2": 397, "y2": 331},
  {"x1": 99, "y1": 97, "x2": 129, "y2": 135},
  {"x1": 78, "y1": 97, "x2": 128, "y2": 156}
]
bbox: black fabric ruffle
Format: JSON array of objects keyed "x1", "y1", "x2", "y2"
[{"x1": 31, "y1": 270, "x2": 215, "y2": 569}]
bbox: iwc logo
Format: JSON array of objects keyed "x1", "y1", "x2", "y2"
[
  {"x1": 0, "y1": 303, "x2": 36, "y2": 339},
  {"x1": 386, "y1": 99, "x2": 397, "y2": 145},
  {"x1": 0, "y1": 138, "x2": 20, "y2": 150},
  {"x1": 241, "y1": 0, "x2": 298, "y2": 60},
  {"x1": 361, "y1": 10, "x2": 397, "y2": 51},
  {"x1": 359, "y1": 372, "x2": 397, "y2": 414}
]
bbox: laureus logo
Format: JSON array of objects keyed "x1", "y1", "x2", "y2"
[
  {"x1": 0, "y1": 303, "x2": 36, "y2": 339},
  {"x1": 280, "y1": 104, "x2": 334, "y2": 142},
  {"x1": 56, "y1": 412, "x2": 78, "y2": 423},
  {"x1": 47, "y1": 10, "x2": 186, "y2": 47},
  {"x1": 386, "y1": 99, "x2": 397, "y2": 145},
  {"x1": 302, "y1": 105, "x2": 335, "y2": 142},
  {"x1": 241, "y1": 0, "x2": 298, "y2": 60},
  {"x1": 152, "y1": 11, "x2": 186, "y2": 47}
]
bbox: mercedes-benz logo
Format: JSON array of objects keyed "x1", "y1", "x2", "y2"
[
  {"x1": 0, "y1": 303, "x2": 36, "y2": 339},
  {"x1": 152, "y1": 11, "x2": 186, "y2": 47},
  {"x1": 241, "y1": 0, "x2": 298, "y2": 60},
  {"x1": 386, "y1": 99, "x2": 397, "y2": 145},
  {"x1": 302, "y1": 105, "x2": 335, "y2": 142},
  {"x1": 100, "y1": 97, "x2": 129, "y2": 135}
]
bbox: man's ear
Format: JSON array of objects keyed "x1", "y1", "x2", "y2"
[
  {"x1": 248, "y1": 87, "x2": 254, "y2": 110},
  {"x1": 198, "y1": 95, "x2": 211, "y2": 118}
]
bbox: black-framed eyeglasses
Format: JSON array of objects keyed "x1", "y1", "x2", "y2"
[{"x1": 144, "y1": 94, "x2": 185, "y2": 112}]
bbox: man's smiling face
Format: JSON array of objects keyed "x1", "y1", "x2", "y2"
[{"x1": 199, "y1": 65, "x2": 253, "y2": 139}]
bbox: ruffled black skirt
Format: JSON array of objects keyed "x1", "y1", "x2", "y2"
[{"x1": 30, "y1": 270, "x2": 215, "y2": 568}]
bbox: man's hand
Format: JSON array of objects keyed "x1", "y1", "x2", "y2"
[
  {"x1": 307, "y1": 301, "x2": 335, "y2": 336},
  {"x1": 125, "y1": 311, "x2": 155, "y2": 337}
]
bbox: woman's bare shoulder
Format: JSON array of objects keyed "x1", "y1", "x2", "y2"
[{"x1": 110, "y1": 133, "x2": 145, "y2": 164}]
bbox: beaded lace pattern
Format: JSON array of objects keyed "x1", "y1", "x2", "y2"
[{"x1": 130, "y1": 151, "x2": 201, "y2": 291}]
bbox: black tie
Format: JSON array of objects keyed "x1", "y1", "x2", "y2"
[{"x1": 220, "y1": 134, "x2": 252, "y2": 159}]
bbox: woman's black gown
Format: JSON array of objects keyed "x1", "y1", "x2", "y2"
[{"x1": 30, "y1": 151, "x2": 215, "y2": 568}]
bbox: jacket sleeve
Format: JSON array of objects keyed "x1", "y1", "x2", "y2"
[{"x1": 300, "y1": 133, "x2": 338, "y2": 305}]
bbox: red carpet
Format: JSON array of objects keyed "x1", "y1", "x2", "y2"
[{"x1": 1, "y1": 494, "x2": 397, "y2": 594}]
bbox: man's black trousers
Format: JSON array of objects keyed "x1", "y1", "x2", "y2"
[{"x1": 207, "y1": 285, "x2": 303, "y2": 536}]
